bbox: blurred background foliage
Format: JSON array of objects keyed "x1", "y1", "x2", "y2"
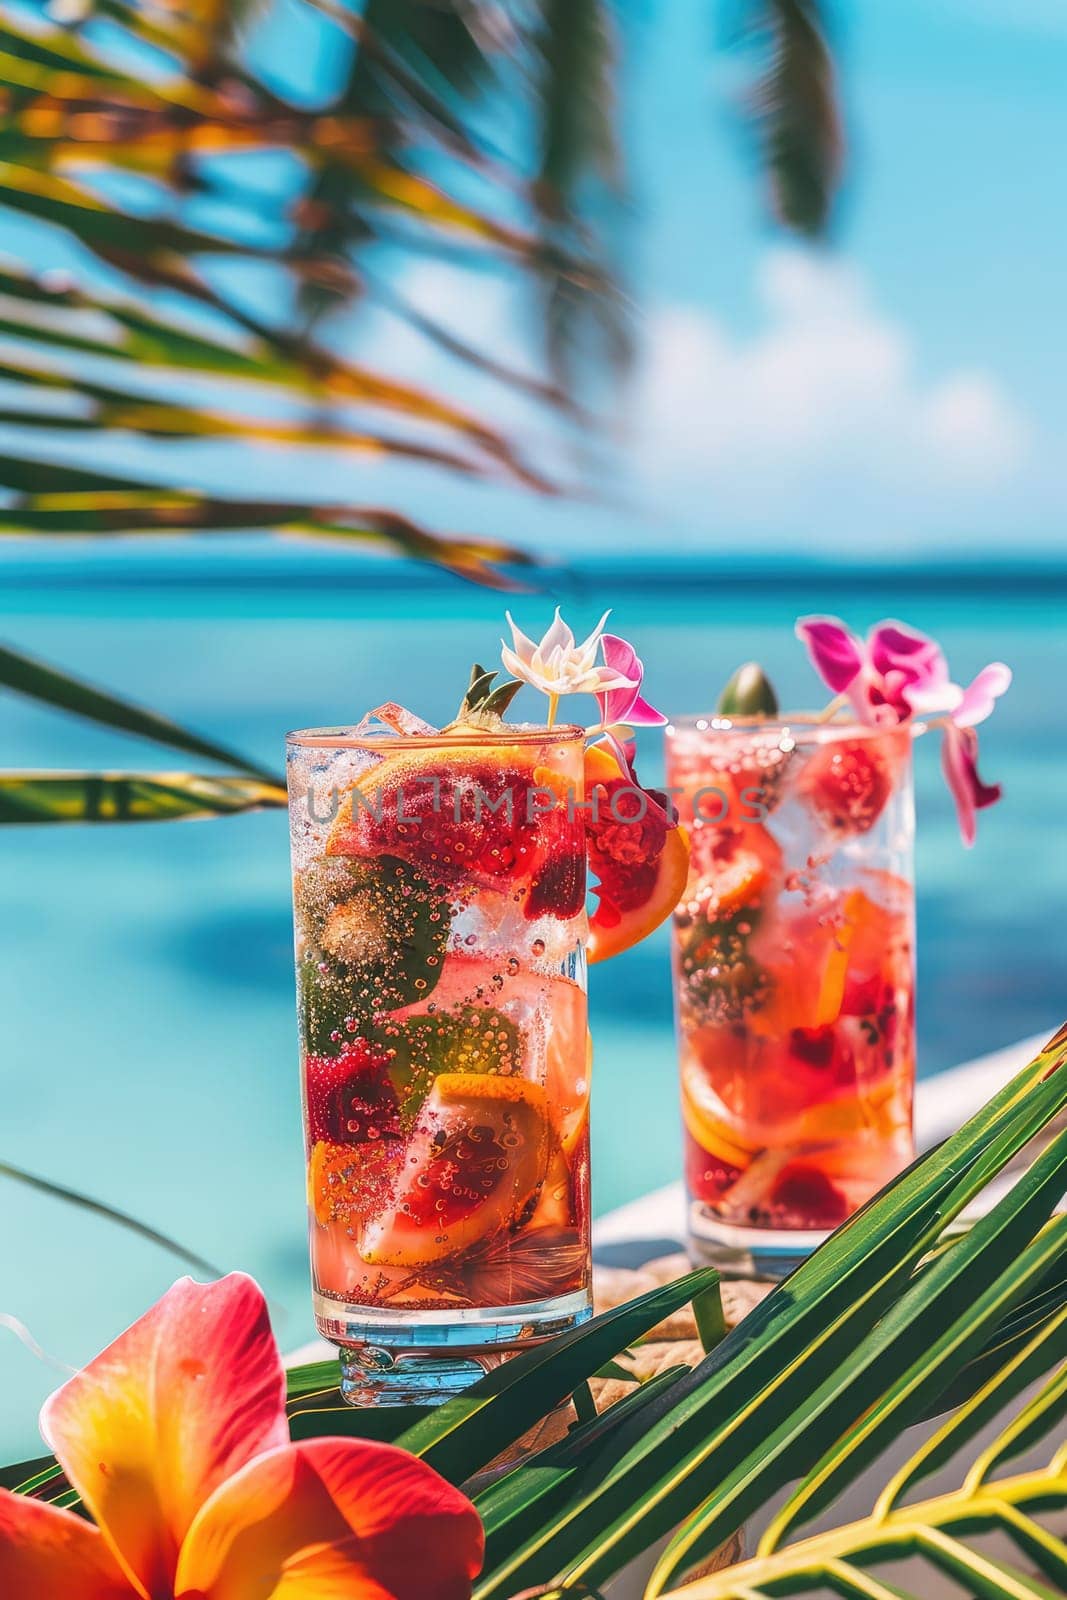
[{"x1": 0, "y1": 0, "x2": 842, "y2": 589}]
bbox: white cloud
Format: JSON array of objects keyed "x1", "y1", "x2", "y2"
[
  {"x1": 632, "y1": 250, "x2": 1031, "y2": 547},
  {"x1": 923, "y1": 373, "x2": 1027, "y2": 479},
  {"x1": 317, "y1": 247, "x2": 1053, "y2": 556}
]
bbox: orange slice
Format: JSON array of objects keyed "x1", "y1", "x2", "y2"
[
  {"x1": 358, "y1": 1073, "x2": 552, "y2": 1267},
  {"x1": 584, "y1": 743, "x2": 690, "y2": 963},
  {"x1": 307, "y1": 1138, "x2": 398, "y2": 1227},
  {"x1": 680, "y1": 1054, "x2": 761, "y2": 1171}
]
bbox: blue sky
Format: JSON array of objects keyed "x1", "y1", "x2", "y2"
[
  {"x1": 632, "y1": 0, "x2": 1066, "y2": 552},
  {"x1": 321, "y1": 0, "x2": 1067, "y2": 562},
  {"x1": 4, "y1": 0, "x2": 1066, "y2": 569}
]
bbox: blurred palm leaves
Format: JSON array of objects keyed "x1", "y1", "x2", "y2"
[
  {"x1": 0, "y1": 0, "x2": 620, "y2": 587},
  {"x1": 0, "y1": 0, "x2": 846, "y2": 590},
  {"x1": 730, "y1": 0, "x2": 843, "y2": 236},
  {"x1": 0, "y1": 0, "x2": 847, "y2": 827},
  {"x1": 0, "y1": 639, "x2": 285, "y2": 819}
]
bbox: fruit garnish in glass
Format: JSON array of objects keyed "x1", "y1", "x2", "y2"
[
  {"x1": 666, "y1": 623, "x2": 1010, "y2": 1278},
  {"x1": 287, "y1": 616, "x2": 688, "y2": 1404}
]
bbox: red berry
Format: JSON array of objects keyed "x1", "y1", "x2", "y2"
[
  {"x1": 586, "y1": 778, "x2": 670, "y2": 917},
  {"x1": 788, "y1": 1026, "x2": 835, "y2": 1068},
  {"x1": 789, "y1": 1026, "x2": 856, "y2": 1088},
  {"x1": 526, "y1": 843, "x2": 586, "y2": 920},
  {"x1": 771, "y1": 1163, "x2": 848, "y2": 1227},
  {"x1": 802, "y1": 740, "x2": 892, "y2": 836},
  {"x1": 305, "y1": 1039, "x2": 401, "y2": 1146}
]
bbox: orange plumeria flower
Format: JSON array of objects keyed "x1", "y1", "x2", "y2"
[{"x1": 0, "y1": 1274, "x2": 483, "y2": 1600}]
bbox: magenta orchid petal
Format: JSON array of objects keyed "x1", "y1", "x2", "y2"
[
  {"x1": 795, "y1": 616, "x2": 865, "y2": 696},
  {"x1": 621, "y1": 691, "x2": 669, "y2": 727},
  {"x1": 798, "y1": 614, "x2": 973, "y2": 726},
  {"x1": 868, "y1": 620, "x2": 945, "y2": 678},
  {"x1": 600, "y1": 634, "x2": 641, "y2": 683},
  {"x1": 867, "y1": 620, "x2": 957, "y2": 719},
  {"x1": 941, "y1": 721, "x2": 1002, "y2": 847},
  {"x1": 956, "y1": 662, "x2": 1013, "y2": 728},
  {"x1": 796, "y1": 609, "x2": 1010, "y2": 844},
  {"x1": 596, "y1": 634, "x2": 666, "y2": 728}
]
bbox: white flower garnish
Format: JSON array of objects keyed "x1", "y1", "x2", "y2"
[{"x1": 502, "y1": 609, "x2": 638, "y2": 721}]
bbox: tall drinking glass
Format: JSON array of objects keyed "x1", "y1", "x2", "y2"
[
  {"x1": 287, "y1": 723, "x2": 591, "y2": 1404},
  {"x1": 665, "y1": 716, "x2": 915, "y2": 1277}
]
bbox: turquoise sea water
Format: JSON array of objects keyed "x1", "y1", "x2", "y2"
[{"x1": 1, "y1": 556, "x2": 1065, "y2": 1459}]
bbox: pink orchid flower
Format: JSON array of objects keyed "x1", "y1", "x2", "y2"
[
  {"x1": 595, "y1": 635, "x2": 667, "y2": 731},
  {"x1": 795, "y1": 615, "x2": 961, "y2": 726},
  {"x1": 941, "y1": 662, "x2": 1012, "y2": 847},
  {"x1": 796, "y1": 614, "x2": 1011, "y2": 847},
  {"x1": 0, "y1": 1274, "x2": 483, "y2": 1600}
]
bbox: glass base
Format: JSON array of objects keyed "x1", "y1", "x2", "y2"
[
  {"x1": 314, "y1": 1287, "x2": 592, "y2": 1407},
  {"x1": 687, "y1": 1202, "x2": 829, "y2": 1280}
]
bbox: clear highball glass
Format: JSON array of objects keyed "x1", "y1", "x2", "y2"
[
  {"x1": 665, "y1": 715, "x2": 916, "y2": 1278},
  {"x1": 286, "y1": 723, "x2": 592, "y2": 1404}
]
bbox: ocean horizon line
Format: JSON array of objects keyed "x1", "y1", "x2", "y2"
[{"x1": 5, "y1": 549, "x2": 1067, "y2": 596}]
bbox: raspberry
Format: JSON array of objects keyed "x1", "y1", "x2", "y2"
[
  {"x1": 305, "y1": 1039, "x2": 401, "y2": 1146},
  {"x1": 586, "y1": 778, "x2": 669, "y2": 916},
  {"x1": 770, "y1": 1163, "x2": 848, "y2": 1227},
  {"x1": 802, "y1": 740, "x2": 892, "y2": 836}
]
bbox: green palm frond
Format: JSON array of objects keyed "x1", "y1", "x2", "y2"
[
  {"x1": 0, "y1": 641, "x2": 281, "y2": 781},
  {"x1": 646, "y1": 1202, "x2": 1067, "y2": 1594},
  {"x1": 736, "y1": 0, "x2": 845, "y2": 235},
  {"x1": 663, "y1": 1334, "x2": 1067, "y2": 1598},
  {"x1": 0, "y1": 772, "x2": 286, "y2": 823},
  {"x1": 470, "y1": 1025, "x2": 1067, "y2": 1599}
]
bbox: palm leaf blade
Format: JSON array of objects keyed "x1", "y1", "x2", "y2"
[
  {"x1": 659, "y1": 1363, "x2": 1067, "y2": 1598},
  {"x1": 0, "y1": 1159, "x2": 224, "y2": 1278},
  {"x1": 0, "y1": 772, "x2": 286, "y2": 823},
  {"x1": 0, "y1": 643, "x2": 280, "y2": 782},
  {"x1": 394, "y1": 1268, "x2": 719, "y2": 1484},
  {"x1": 622, "y1": 1131, "x2": 1067, "y2": 1594}
]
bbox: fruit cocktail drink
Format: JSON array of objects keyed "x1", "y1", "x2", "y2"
[
  {"x1": 665, "y1": 607, "x2": 1013, "y2": 1278},
  {"x1": 288, "y1": 713, "x2": 592, "y2": 1403},
  {"x1": 287, "y1": 613, "x2": 688, "y2": 1403},
  {"x1": 666, "y1": 715, "x2": 916, "y2": 1275}
]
